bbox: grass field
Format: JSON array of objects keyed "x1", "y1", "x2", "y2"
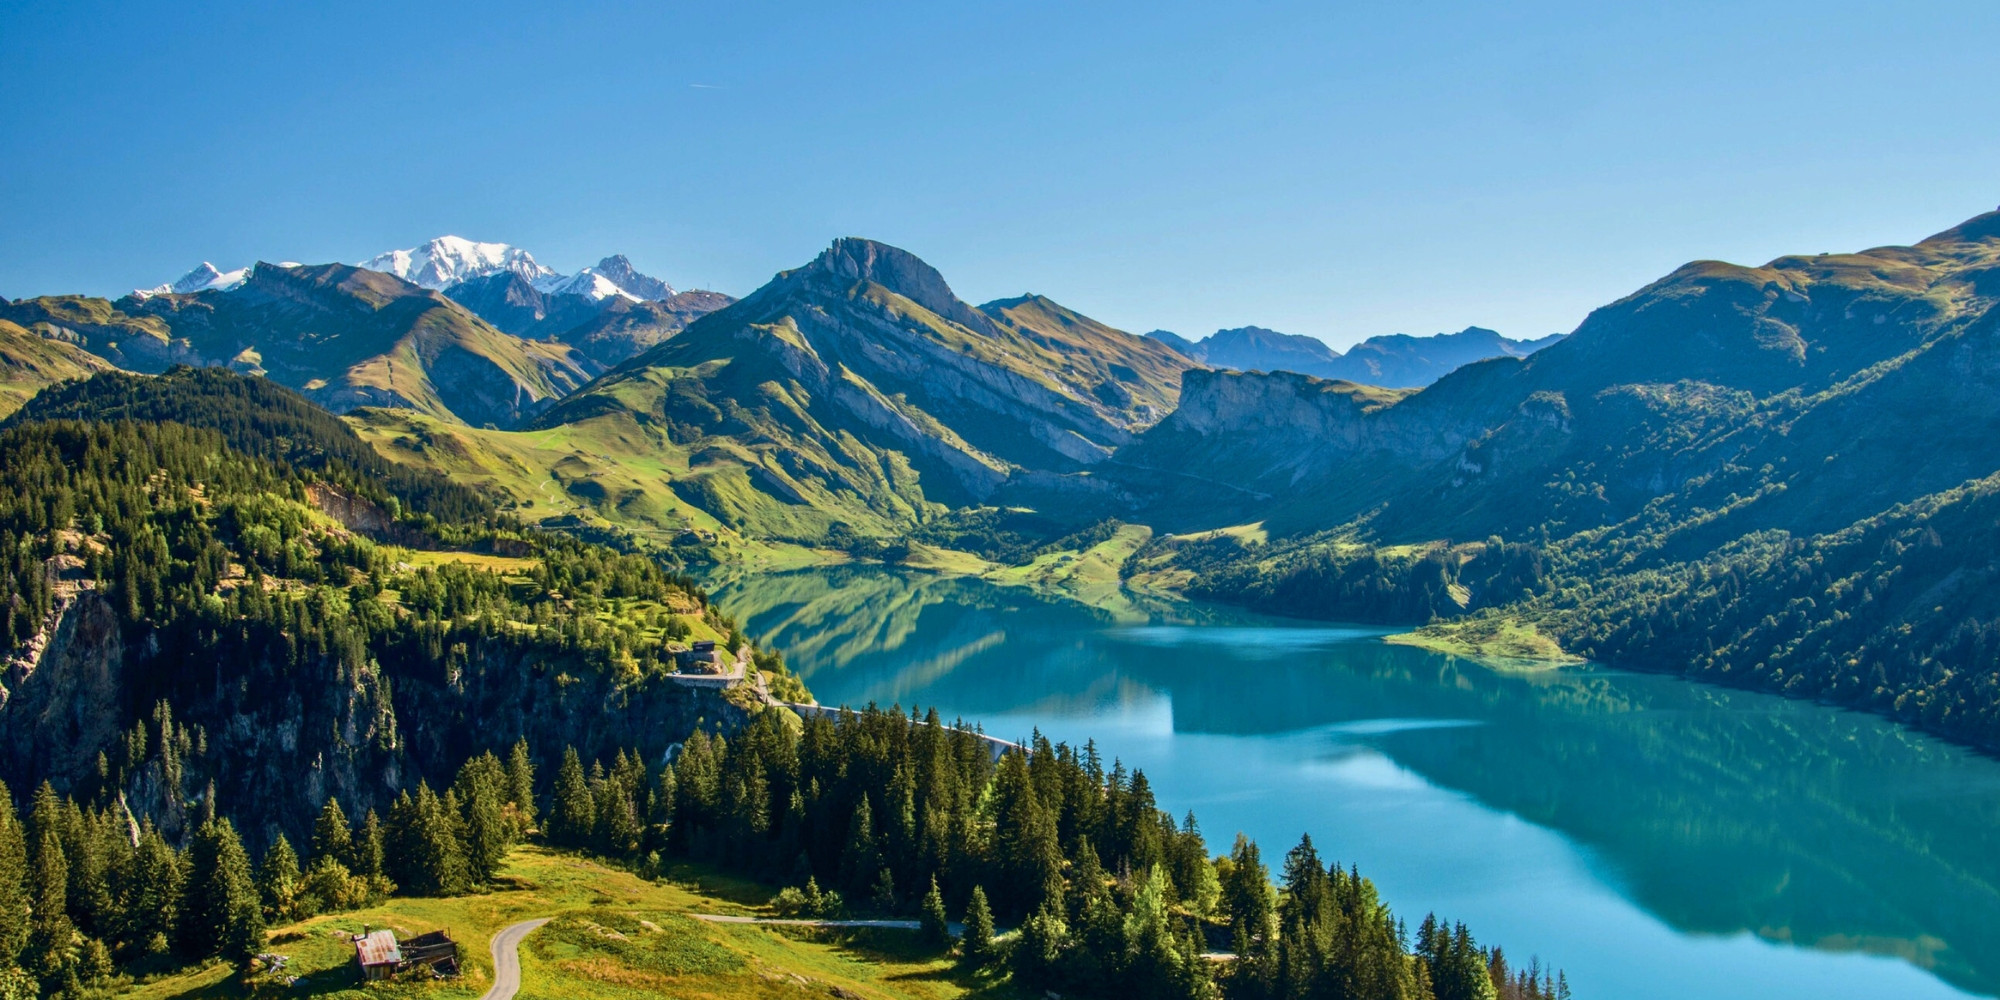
[
  {"x1": 1384, "y1": 616, "x2": 1584, "y2": 668},
  {"x1": 115, "y1": 846, "x2": 1008, "y2": 1000}
]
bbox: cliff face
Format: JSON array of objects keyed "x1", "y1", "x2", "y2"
[{"x1": 0, "y1": 591, "x2": 742, "y2": 850}]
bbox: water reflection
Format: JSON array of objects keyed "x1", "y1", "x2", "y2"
[{"x1": 715, "y1": 566, "x2": 2000, "y2": 998}]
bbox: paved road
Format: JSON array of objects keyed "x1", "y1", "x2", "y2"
[{"x1": 477, "y1": 918, "x2": 550, "y2": 1000}]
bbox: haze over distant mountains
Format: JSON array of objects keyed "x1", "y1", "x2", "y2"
[{"x1": 1148, "y1": 325, "x2": 1565, "y2": 388}]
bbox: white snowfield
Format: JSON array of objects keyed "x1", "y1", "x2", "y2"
[
  {"x1": 133, "y1": 236, "x2": 672, "y2": 303},
  {"x1": 362, "y1": 235, "x2": 556, "y2": 290}
]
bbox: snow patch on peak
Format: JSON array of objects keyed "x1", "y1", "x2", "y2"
[
  {"x1": 535, "y1": 268, "x2": 642, "y2": 303},
  {"x1": 359, "y1": 236, "x2": 555, "y2": 290},
  {"x1": 133, "y1": 262, "x2": 250, "y2": 298}
]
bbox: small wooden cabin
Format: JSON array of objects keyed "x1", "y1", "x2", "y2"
[
  {"x1": 353, "y1": 929, "x2": 401, "y2": 982},
  {"x1": 353, "y1": 928, "x2": 459, "y2": 981}
]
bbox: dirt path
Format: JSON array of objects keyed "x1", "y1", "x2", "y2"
[{"x1": 477, "y1": 918, "x2": 550, "y2": 1000}]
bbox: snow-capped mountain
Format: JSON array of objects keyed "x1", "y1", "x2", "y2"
[
  {"x1": 591, "y1": 255, "x2": 674, "y2": 301},
  {"x1": 535, "y1": 267, "x2": 642, "y2": 303},
  {"x1": 131, "y1": 237, "x2": 679, "y2": 307},
  {"x1": 360, "y1": 236, "x2": 556, "y2": 290},
  {"x1": 135, "y1": 262, "x2": 251, "y2": 298}
]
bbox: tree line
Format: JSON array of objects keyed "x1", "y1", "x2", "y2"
[
  {"x1": 0, "y1": 741, "x2": 536, "y2": 998},
  {"x1": 539, "y1": 705, "x2": 1572, "y2": 1000}
]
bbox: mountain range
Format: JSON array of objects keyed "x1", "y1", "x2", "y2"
[
  {"x1": 1148, "y1": 325, "x2": 1564, "y2": 387},
  {"x1": 12, "y1": 210, "x2": 2000, "y2": 751}
]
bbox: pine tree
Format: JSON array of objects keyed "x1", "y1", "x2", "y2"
[
  {"x1": 24, "y1": 826, "x2": 73, "y2": 987},
  {"x1": 184, "y1": 819, "x2": 261, "y2": 973},
  {"x1": 960, "y1": 884, "x2": 995, "y2": 969},
  {"x1": 351, "y1": 810, "x2": 386, "y2": 882},
  {"x1": 389, "y1": 784, "x2": 470, "y2": 896},
  {"x1": 550, "y1": 747, "x2": 595, "y2": 848},
  {"x1": 256, "y1": 834, "x2": 303, "y2": 922},
  {"x1": 506, "y1": 738, "x2": 537, "y2": 832},
  {"x1": 0, "y1": 780, "x2": 28, "y2": 967},
  {"x1": 920, "y1": 875, "x2": 951, "y2": 951},
  {"x1": 839, "y1": 794, "x2": 879, "y2": 894},
  {"x1": 119, "y1": 826, "x2": 183, "y2": 958},
  {"x1": 311, "y1": 798, "x2": 352, "y2": 865},
  {"x1": 456, "y1": 754, "x2": 510, "y2": 884}
]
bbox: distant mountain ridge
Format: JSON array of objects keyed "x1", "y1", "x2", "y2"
[
  {"x1": 1147, "y1": 325, "x2": 1563, "y2": 387},
  {"x1": 136, "y1": 235, "x2": 684, "y2": 307}
]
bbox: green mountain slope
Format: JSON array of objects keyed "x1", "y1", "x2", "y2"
[
  {"x1": 110, "y1": 262, "x2": 592, "y2": 427},
  {"x1": 1115, "y1": 208, "x2": 2000, "y2": 750},
  {"x1": 0, "y1": 317, "x2": 110, "y2": 416},
  {"x1": 516, "y1": 238, "x2": 1192, "y2": 540}
]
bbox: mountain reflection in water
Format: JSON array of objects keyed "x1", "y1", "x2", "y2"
[{"x1": 717, "y1": 566, "x2": 2000, "y2": 1000}]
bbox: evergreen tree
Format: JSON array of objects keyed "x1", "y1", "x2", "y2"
[
  {"x1": 0, "y1": 781, "x2": 28, "y2": 968},
  {"x1": 388, "y1": 784, "x2": 470, "y2": 896},
  {"x1": 118, "y1": 826, "x2": 183, "y2": 959},
  {"x1": 311, "y1": 797, "x2": 352, "y2": 865},
  {"x1": 351, "y1": 809, "x2": 386, "y2": 882},
  {"x1": 24, "y1": 826, "x2": 73, "y2": 988},
  {"x1": 455, "y1": 753, "x2": 510, "y2": 884},
  {"x1": 506, "y1": 737, "x2": 537, "y2": 832},
  {"x1": 960, "y1": 884, "x2": 996, "y2": 969},
  {"x1": 183, "y1": 819, "x2": 261, "y2": 973},
  {"x1": 920, "y1": 875, "x2": 951, "y2": 951},
  {"x1": 256, "y1": 834, "x2": 304, "y2": 922},
  {"x1": 550, "y1": 747, "x2": 596, "y2": 848}
]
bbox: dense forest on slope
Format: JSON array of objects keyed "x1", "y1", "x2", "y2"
[
  {"x1": 540, "y1": 705, "x2": 1572, "y2": 1000},
  {"x1": 0, "y1": 372, "x2": 791, "y2": 851}
]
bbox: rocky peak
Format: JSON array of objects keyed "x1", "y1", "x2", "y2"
[
  {"x1": 592, "y1": 255, "x2": 675, "y2": 301},
  {"x1": 801, "y1": 238, "x2": 997, "y2": 335}
]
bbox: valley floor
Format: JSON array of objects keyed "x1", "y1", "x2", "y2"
[{"x1": 115, "y1": 846, "x2": 1008, "y2": 1000}]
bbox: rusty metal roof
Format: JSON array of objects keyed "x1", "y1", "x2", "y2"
[{"x1": 354, "y1": 930, "x2": 401, "y2": 967}]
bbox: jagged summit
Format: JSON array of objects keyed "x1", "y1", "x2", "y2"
[
  {"x1": 593, "y1": 254, "x2": 675, "y2": 300},
  {"x1": 796, "y1": 237, "x2": 996, "y2": 334},
  {"x1": 361, "y1": 236, "x2": 555, "y2": 290},
  {"x1": 133, "y1": 261, "x2": 250, "y2": 298}
]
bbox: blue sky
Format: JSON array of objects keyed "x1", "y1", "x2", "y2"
[{"x1": 4, "y1": 1, "x2": 1998, "y2": 348}]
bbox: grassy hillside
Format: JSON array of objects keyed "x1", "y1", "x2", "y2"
[
  {"x1": 116, "y1": 263, "x2": 591, "y2": 427},
  {"x1": 0, "y1": 317, "x2": 109, "y2": 416},
  {"x1": 117, "y1": 846, "x2": 986, "y2": 1000},
  {"x1": 527, "y1": 240, "x2": 1198, "y2": 544}
]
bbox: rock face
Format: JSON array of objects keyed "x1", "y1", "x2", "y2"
[
  {"x1": 537, "y1": 238, "x2": 1192, "y2": 528},
  {"x1": 0, "y1": 590, "x2": 742, "y2": 848}
]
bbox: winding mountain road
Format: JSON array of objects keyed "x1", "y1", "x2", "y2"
[{"x1": 477, "y1": 918, "x2": 549, "y2": 1000}]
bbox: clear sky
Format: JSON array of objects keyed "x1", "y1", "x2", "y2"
[{"x1": 4, "y1": 1, "x2": 1999, "y2": 349}]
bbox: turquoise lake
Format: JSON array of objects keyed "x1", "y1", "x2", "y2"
[{"x1": 717, "y1": 566, "x2": 2000, "y2": 1000}]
